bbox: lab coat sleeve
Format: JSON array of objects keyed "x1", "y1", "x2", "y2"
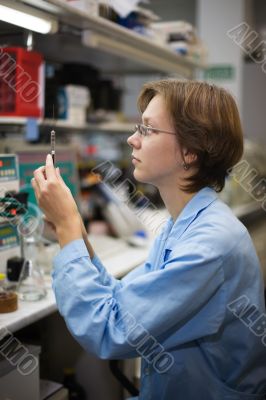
[
  {"x1": 90, "y1": 253, "x2": 123, "y2": 288},
  {"x1": 52, "y1": 238, "x2": 225, "y2": 360},
  {"x1": 92, "y1": 252, "x2": 147, "y2": 285}
]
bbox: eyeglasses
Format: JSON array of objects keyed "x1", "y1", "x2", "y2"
[{"x1": 134, "y1": 124, "x2": 176, "y2": 137}]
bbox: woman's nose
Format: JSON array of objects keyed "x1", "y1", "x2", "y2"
[{"x1": 127, "y1": 131, "x2": 141, "y2": 148}]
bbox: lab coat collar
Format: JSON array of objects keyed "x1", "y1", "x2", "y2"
[{"x1": 161, "y1": 186, "x2": 218, "y2": 241}]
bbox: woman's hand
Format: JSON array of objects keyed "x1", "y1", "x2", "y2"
[
  {"x1": 43, "y1": 213, "x2": 95, "y2": 258},
  {"x1": 42, "y1": 215, "x2": 58, "y2": 242},
  {"x1": 32, "y1": 154, "x2": 82, "y2": 247}
]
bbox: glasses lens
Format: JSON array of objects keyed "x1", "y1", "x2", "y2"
[
  {"x1": 140, "y1": 125, "x2": 147, "y2": 136},
  {"x1": 135, "y1": 124, "x2": 143, "y2": 136}
]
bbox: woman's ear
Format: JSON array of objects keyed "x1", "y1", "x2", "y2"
[{"x1": 183, "y1": 148, "x2": 197, "y2": 166}]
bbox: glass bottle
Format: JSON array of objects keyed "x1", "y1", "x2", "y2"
[{"x1": 17, "y1": 236, "x2": 47, "y2": 301}]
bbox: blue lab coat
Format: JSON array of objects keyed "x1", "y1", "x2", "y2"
[{"x1": 52, "y1": 187, "x2": 266, "y2": 399}]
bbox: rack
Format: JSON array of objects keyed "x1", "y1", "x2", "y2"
[
  {"x1": 19, "y1": 0, "x2": 205, "y2": 77},
  {"x1": 0, "y1": 2, "x2": 206, "y2": 133}
]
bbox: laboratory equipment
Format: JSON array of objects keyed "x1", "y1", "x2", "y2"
[
  {"x1": 17, "y1": 236, "x2": 47, "y2": 301},
  {"x1": 0, "y1": 47, "x2": 44, "y2": 117},
  {"x1": 51, "y1": 129, "x2": 56, "y2": 165},
  {"x1": 6, "y1": 256, "x2": 24, "y2": 281},
  {"x1": 9, "y1": 143, "x2": 81, "y2": 207},
  {"x1": 50, "y1": 103, "x2": 56, "y2": 165},
  {"x1": 0, "y1": 153, "x2": 46, "y2": 301},
  {"x1": 0, "y1": 223, "x2": 20, "y2": 273},
  {"x1": 0, "y1": 291, "x2": 18, "y2": 313},
  {"x1": 0, "y1": 154, "x2": 21, "y2": 272}
]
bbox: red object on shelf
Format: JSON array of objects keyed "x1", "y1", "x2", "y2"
[{"x1": 0, "y1": 47, "x2": 44, "y2": 117}]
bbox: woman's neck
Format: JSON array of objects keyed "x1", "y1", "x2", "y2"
[{"x1": 158, "y1": 184, "x2": 197, "y2": 221}]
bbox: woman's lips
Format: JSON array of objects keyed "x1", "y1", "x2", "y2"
[
  {"x1": 132, "y1": 155, "x2": 141, "y2": 164},
  {"x1": 132, "y1": 154, "x2": 141, "y2": 161}
]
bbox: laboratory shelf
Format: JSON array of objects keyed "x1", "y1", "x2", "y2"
[
  {"x1": 0, "y1": 117, "x2": 134, "y2": 133},
  {"x1": 21, "y1": 0, "x2": 205, "y2": 77},
  {"x1": 44, "y1": 120, "x2": 134, "y2": 132},
  {"x1": 0, "y1": 117, "x2": 28, "y2": 125}
]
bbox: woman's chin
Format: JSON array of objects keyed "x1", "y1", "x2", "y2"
[
  {"x1": 133, "y1": 169, "x2": 151, "y2": 184},
  {"x1": 133, "y1": 169, "x2": 145, "y2": 182}
]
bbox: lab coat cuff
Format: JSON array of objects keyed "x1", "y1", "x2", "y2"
[{"x1": 53, "y1": 238, "x2": 90, "y2": 269}]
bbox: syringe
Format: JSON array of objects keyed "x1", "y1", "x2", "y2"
[{"x1": 51, "y1": 129, "x2": 56, "y2": 165}]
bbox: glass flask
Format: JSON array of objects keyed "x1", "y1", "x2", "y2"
[{"x1": 17, "y1": 236, "x2": 47, "y2": 301}]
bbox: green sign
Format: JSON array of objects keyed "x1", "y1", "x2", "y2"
[{"x1": 204, "y1": 65, "x2": 235, "y2": 81}]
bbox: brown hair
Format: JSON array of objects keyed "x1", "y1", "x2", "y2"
[{"x1": 137, "y1": 79, "x2": 243, "y2": 193}]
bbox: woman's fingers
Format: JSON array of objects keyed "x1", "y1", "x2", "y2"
[
  {"x1": 31, "y1": 177, "x2": 40, "y2": 199},
  {"x1": 33, "y1": 165, "x2": 47, "y2": 189},
  {"x1": 45, "y1": 154, "x2": 57, "y2": 181},
  {"x1": 43, "y1": 215, "x2": 55, "y2": 227},
  {"x1": 56, "y1": 167, "x2": 71, "y2": 191},
  {"x1": 56, "y1": 167, "x2": 63, "y2": 182},
  {"x1": 46, "y1": 220, "x2": 56, "y2": 232},
  {"x1": 43, "y1": 214, "x2": 51, "y2": 223},
  {"x1": 32, "y1": 156, "x2": 79, "y2": 229}
]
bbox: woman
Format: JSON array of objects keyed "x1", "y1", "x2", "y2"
[{"x1": 32, "y1": 80, "x2": 266, "y2": 399}]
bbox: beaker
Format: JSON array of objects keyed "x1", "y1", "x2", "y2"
[{"x1": 17, "y1": 236, "x2": 47, "y2": 301}]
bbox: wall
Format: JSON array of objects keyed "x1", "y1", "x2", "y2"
[
  {"x1": 120, "y1": 0, "x2": 197, "y2": 119},
  {"x1": 242, "y1": 61, "x2": 266, "y2": 144},
  {"x1": 253, "y1": 0, "x2": 266, "y2": 35},
  {"x1": 197, "y1": 0, "x2": 244, "y2": 112},
  {"x1": 121, "y1": 74, "x2": 163, "y2": 120},
  {"x1": 148, "y1": 0, "x2": 196, "y2": 24}
]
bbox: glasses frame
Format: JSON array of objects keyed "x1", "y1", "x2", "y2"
[{"x1": 134, "y1": 123, "x2": 176, "y2": 137}]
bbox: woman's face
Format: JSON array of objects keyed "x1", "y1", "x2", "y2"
[{"x1": 127, "y1": 94, "x2": 185, "y2": 187}]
